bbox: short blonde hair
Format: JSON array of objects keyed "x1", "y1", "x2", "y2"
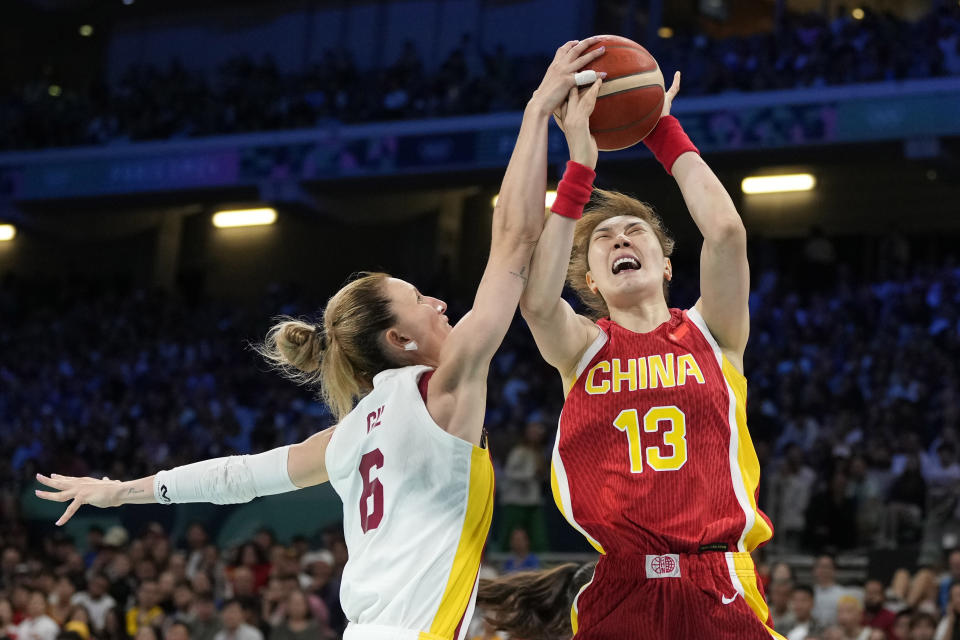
[{"x1": 567, "y1": 189, "x2": 675, "y2": 318}]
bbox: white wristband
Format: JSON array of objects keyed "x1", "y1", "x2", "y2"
[{"x1": 154, "y1": 446, "x2": 297, "y2": 505}]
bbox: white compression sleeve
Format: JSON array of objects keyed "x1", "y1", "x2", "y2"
[{"x1": 153, "y1": 445, "x2": 297, "y2": 505}]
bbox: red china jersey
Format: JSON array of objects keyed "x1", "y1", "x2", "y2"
[{"x1": 551, "y1": 307, "x2": 773, "y2": 555}]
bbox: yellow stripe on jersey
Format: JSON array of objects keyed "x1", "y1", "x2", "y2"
[
  {"x1": 550, "y1": 464, "x2": 605, "y2": 554},
  {"x1": 721, "y1": 357, "x2": 773, "y2": 551},
  {"x1": 427, "y1": 446, "x2": 494, "y2": 639},
  {"x1": 731, "y1": 553, "x2": 788, "y2": 640}
]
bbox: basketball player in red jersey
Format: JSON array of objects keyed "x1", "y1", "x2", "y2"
[{"x1": 519, "y1": 73, "x2": 782, "y2": 639}]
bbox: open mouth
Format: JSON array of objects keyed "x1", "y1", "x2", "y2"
[{"x1": 611, "y1": 256, "x2": 641, "y2": 275}]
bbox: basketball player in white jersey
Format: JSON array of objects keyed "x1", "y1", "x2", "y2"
[{"x1": 34, "y1": 39, "x2": 607, "y2": 640}]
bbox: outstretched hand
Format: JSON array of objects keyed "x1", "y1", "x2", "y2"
[
  {"x1": 554, "y1": 78, "x2": 603, "y2": 169},
  {"x1": 662, "y1": 71, "x2": 681, "y2": 118},
  {"x1": 35, "y1": 473, "x2": 123, "y2": 526},
  {"x1": 530, "y1": 37, "x2": 607, "y2": 115}
]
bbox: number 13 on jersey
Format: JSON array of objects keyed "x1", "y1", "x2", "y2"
[{"x1": 613, "y1": 405, "x2": 688, "y2": 473}]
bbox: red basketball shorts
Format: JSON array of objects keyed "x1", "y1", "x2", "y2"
[{"x1": 571, "y1": 551, "x2": 787, "y2": 640}]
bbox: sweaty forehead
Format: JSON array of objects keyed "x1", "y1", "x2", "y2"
[
  {"x1": 385, "y1": 277, "x2": 415, "y2": 297},
  {"x1": 592, "y1": 215, "x2": 649, "y2": 236}
]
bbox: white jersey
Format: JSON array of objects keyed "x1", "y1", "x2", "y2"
[{"x1": 325, "y1": 365, "x2": 494, "y2": 640}]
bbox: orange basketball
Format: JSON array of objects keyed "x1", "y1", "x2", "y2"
[{"x1": 578, "y1": 35, "x2": 665, "y2": 151}]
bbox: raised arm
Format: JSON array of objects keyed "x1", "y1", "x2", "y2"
[
  {"x1": 658, "y1": 74, "x2": 749, "y2": 369},
  {"x1": 519, "y1": 82, "x2": 604, "y2": 385},
  {"x1": 35, "y1": 426, "x2": 336, "y2": 526},
  {"x1": 429, "y1": 39, "x2": 605, "y2": 442}
]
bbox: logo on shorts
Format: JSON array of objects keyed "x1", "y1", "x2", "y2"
[
  {"x1": 721, "y1": 593, "x2": 738, "y2": 605},
  {"x1": 645, "y1": 554, "x2": 681, "y2": 579}
]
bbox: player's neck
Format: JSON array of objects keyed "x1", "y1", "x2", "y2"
[{"x1": 608, "y1": 300, "x2": 671, "y2": 334}]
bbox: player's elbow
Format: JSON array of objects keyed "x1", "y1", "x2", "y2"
[
  {"x1": 519, "y1": 295, "x2": 556, "y2": 325},
  {"x1": 709, "y1": 216, "x2": 746, "y2": 246},
  {"x1": 493, "y1": 201, "x2": 543, "y2": 244}
]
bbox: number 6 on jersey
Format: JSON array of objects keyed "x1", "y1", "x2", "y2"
[
  {"x1": 359, "y1": 449, "x2": 384, "y2": 533},
  {"x1": 613, "y1": 405, "x2": 688, "y2": 473}
]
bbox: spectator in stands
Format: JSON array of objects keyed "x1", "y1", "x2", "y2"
[
  {"x1": 910, "y1": 611, "x2": 938, "y2": 640},
  {"x1": 63, "y1": 605, "x2": 92, "y2": 640},
  {"x1": 126, "y1": 581, "x2": 164, "y2": 638},
  {"x1": 938, "y1": 552, "x2": 960, "y2": 612},
  {"x1": 501, "y1": 528, "x2": 539, "y2": 574},
  {"x1": 771, "y1": 579, "x2": 797, "y2": 632},
  {"x1": 48, "y1": 577, "x2": 76, "y2": 625},
  {"x1": 806, "y1": 470, "x2": 858, "y2": 551},
  {"x1": 136, "y1": 625, "x2": 160, "y2": 640},
  {"x1": 187, "y1": 594, "x2": 220, "y2": 640},
  {"x1": 213, "y1": 601, "x2": 262, "y2": 640},
  {"x1": 165, "y1": 621, "x2": 191, "y2": 640},
  {"x1": 17, "y1": 591, "x2": 59, "y2": 640},
  {"x1": 862, "y1": 578, "x2": 897, "y2": 636},
  {"x1": 268, "y1": 590, "x2": 330, "y2": 640},
  {"x1": 934, "y1": 582, "x2": 960, "y2": 640},
  {"x1": 787, "y1": 584, "x2": 826, "y2": 640},
  {"x1": 836, "y1": 595, "x2": 871, "y2": 640},
  {"x1": 886, "y1": 455, "x2": 928, "y2": 546},
  {"x1": 0, "y1": 599, "x2": 17, "y2": 640},
  {"x1": 71, "y1": 573, "x2": 116, "y2": 632},
  {"x1": 496, "y1": 420, "x2": 549, "y2": 552},
  {"x1": 891, "y1": 609, "x2": 913, "y2": 640},
  {"x1": 769, "y1": 444, "x2": 817, "y2": 550},
  {"x1": 183, "y1": 525, "x2": 210, "y2": 580},
  {"x1": 814, "y1": 556, "x2": 852, "y2": 627}
]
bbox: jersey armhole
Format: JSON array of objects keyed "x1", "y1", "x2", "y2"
[
  {"x1": 416, "y1": 368, "x2": 487, "y2": 450},
  {"x1": 571, "y1": 326, "x2": 608, "y2": 381}
]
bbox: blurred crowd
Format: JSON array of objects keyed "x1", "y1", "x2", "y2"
[
  {"x1": 1, "y1": 2, "x2": 959, "y2": 150},
  {"x1": 0, "y1": 520, "x2": 349, "y2": 640}
]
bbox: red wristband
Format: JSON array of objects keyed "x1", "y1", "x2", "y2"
[
  {"x1": 550, "y1": 161, "x2": 596, "y2": 220},
  {"x1": 643, "y1": 115, "x2": 699, "y2": 175}
]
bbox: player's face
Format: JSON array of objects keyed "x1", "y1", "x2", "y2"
[
  {"x1": 384, "y1": 278, "x2": 450, "y2": 363},
  {"x1": 584, "y1": 215, "x2": 670, "y2": 310}
]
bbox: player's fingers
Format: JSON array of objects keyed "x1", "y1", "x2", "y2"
[
  {"x1": 572, "y1": 46, "x2": 607, "y2": 70},
  {"x1": 667, "y1": 71, "x2": 681, "y2": 98},
  {"x1": 569, "y1": 35, "x2": 603, "y2": 58},
  {"x1": 573, "y1": 69, "x2": 596, "y2": 86},
  {"x1": 579, "y1": 78, "x2": 603, "y2": 114},
  {"x1": 51, "y1": 473, "x2": 81, "y2": 481},
  {"x1": 36, "y1": 473, "x2": 68, "y2": 490},
  {"x1": 565, "y1": 85, "x2": 579, "y2": 112},
  {"x1": 555, "y1": 40, "x2": 579, "y2": 58},
  {"x1": 56, "y1": 497, "x2": 83, "y2": 527},
  {"x1": 35, "y1": 489, "x2": 73, "y2": 502}
]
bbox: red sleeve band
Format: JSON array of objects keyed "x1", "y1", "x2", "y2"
[
  {"x1": 642, "y1": 115, "x2": 700, "y2": 176},
  {"x1": 550, "y1": 161, "x2": 596, "y2": 220}
]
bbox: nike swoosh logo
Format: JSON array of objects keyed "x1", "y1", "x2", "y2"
[{"x1": 721, "y1": 593, "x2": 738, "y2": 605}]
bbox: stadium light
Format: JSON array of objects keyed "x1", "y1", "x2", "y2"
[
  {"x1": 852, "y1": 7, "x2": 865, "y2": 19},
  {"x1": 0, "y1": 224, "x2": 16, "y2": 242},
  {"x1": 492, "y1": 191, "x2": 558, "y2": 208},
  {"x1": 79, "y1": 25, "x2": 94, "y2": 37},
  {"x1": 741, "y1": 174, "x2": 816, "y2": 195},
  {"x1": 657, "y1": 27, "x2": 674, "y2": 39},
  {"x1": 48, "y1": 85, "x2": 62, "y2": 98},
  {"x1": 212, "y1": 208, "x2": 278, "y2": 228}
]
